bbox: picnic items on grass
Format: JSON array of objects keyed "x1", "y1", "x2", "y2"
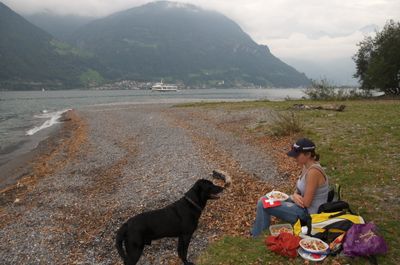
[
  {"x1": 329, "y1": 233, "x2": 346, "y2": 256},
  {"x1": 265, "y1": 232, "x2": 301, "y2": 258},
  {"x1": 318, "y1": 200, "x2": 354, "y2": 214},
  {"x1": 261, "y1": 185, "x2": 387, "y2": 262},
  {"x1": 297, "y1": 238, "x2": 329, "y2": 261},
  {"x1": 265, "y1": 220, "x2": 387, "y2": 263},
  {"x1": 297, "y1": 247, "x2": 327, "y2": 262},
  {"x1": 299, "y1": 237, "x2": 329, "y2": 254},
  {"x1": 293, "y1": 211, "x2": 365, "y2": 241},
  {"x1": 327, "y1": 183, "x2": 342, "y2": 202},
  {"x1": 269, "y1": 223, "x2": 293, "y2": 236},
  {"x1": 343, "y1": 223, "x2": 388, "y2": 257}
]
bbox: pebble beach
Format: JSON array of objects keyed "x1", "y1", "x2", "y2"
[{"x1": 0, "y1": 102, "x2": 295, "y2": 265}]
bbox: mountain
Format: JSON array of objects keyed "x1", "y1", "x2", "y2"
[
  {"x1": 0, "y1": 2, "x2": 104, "y2": 90},
  {"x1": 70, "y1": 1, "x2": 310, "y2": 87},
  {"x1": 24, "y1": 12, "x2": 95, "y2": 40}
]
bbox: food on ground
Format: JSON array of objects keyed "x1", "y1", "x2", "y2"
[
  {"x1": 269, "y1": 224, "x2": 293, "y2": 236},
  {"x1": 300, "y1": 238, "x2": 329, "y2": 252},
  {"x1": 298, "y1": 248, "x2": 327, "y2": 262},
  {"x1": 270, "y1": 226, "x2": 293, "y2": 235}
]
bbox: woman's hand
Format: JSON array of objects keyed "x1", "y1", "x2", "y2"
[{"x1": 292, "y1": 193, "x2": 304, "y2": 208}]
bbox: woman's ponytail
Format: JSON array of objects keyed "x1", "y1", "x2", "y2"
[{"x1": 310, "y1": 150, "x2": 320, "y2": 161}]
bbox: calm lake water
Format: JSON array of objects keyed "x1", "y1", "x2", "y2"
[{"x1": 0, "y1": 88, "x2": 306, "y2": 165}]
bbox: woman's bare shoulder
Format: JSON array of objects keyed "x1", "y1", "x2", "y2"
[
  {"x1": 307, "y1": 167, "x2": 326, "y2": 184},
  {"x1": 307, "y1": 167, "x2": 325, "y2": 179}
]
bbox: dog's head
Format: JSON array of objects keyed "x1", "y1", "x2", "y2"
[{"x1": 191, "y1": 179, "x2": 224, "y2": 202}]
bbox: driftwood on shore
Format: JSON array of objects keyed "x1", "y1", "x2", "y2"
[{"x1": 291, "y1": 103, "x2": 346, "y2": 112}]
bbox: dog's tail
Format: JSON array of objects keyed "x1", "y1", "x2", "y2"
[{"x1": 116, "y1": 222, "x2": 128, "y2": 264}]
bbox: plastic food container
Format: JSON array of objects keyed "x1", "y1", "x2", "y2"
[{"x1": 269, "y1": 223, "x2": 293, "y2": 236}]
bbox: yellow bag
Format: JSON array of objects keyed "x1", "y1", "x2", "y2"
[{"x1": 294, "y1": 211, "x2": 365, "y2": 236}]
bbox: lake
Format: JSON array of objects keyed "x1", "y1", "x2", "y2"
[{"x1": 0, "y1": 88, "x2": 306, "y2": 166}]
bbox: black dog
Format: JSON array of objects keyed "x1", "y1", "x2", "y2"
[{"x1": 116, "y1": 179, "x2": 224, "y2": 265}]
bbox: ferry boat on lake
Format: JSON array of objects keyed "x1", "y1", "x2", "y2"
[{"x1": 151, "y1": 80, "x2": 178, "y2": 92}]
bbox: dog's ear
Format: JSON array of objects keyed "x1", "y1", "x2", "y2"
[
  {"x1": 186, "y1": 179, "x2": 203, "y2": 197},
  {"x1": 190, "y1": 179, "x2": 215, "y2": 194},
  {"x1": 196, "y1": 179, "x2": 213, "y2": 202},
  {"x1": 193, "y1": 179, "x2": 206, "y2": 189}
]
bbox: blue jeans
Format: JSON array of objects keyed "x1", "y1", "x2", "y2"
[{"x1": 251, "y1": 197, "x2": 308, "y2": 237}]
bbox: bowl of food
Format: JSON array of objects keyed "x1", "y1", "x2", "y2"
[
  {"x1": 265, "y1": 191, "x2": 289, "y2": 201},
  {"x1": 299, "y1": 238, "x2": 329, "y2": 254},
  {"x1": 298, "y1": 248, "x2": 327, "y2": 262},
  {"x1": 269, "y1": 223, "x2": 293, "y2": 236}
]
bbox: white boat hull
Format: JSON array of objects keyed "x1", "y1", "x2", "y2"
[
  {"x1": 151, "y1": 80, "x2": 179, "y2": 91},
  {"x1": 152, "y1": 88, "x2": 178, "y2": 92}
]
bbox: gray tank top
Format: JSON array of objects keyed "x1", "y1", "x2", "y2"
[{"x1": 296, "y1": 163, "x2": 329, "y2": 214}]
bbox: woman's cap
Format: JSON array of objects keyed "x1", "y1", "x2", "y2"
[{"x1": 287, "y1": 138, "x2": 316, "y2": 157}]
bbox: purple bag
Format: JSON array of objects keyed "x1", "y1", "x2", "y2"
[{"x1": 343, "y1": 223, "x2": 388, "y2": 257}]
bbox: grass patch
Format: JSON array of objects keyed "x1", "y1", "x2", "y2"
[
  {"x1": 182, "y1": 99, "x2": 400, "y2": 265},
  {"x1": 269, "y1": 111, "x2": 304, "y2": 136},
  {"x1": 197, "y1": 236, "x2": 300, "y2": 265}
]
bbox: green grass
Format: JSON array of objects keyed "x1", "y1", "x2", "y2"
[
  {"x1": 177, "y1": 99, "x2": 400, "y2": 264},
  {"x1": 197, "y1": 236, "x2": 301, "y2": 265}
]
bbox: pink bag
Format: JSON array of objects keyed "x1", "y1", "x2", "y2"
[{"x1": 343, "y1": 223, "x2": 388, "y2": 257}]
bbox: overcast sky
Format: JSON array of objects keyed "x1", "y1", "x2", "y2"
[{"x1": 4, "y1": 0, "x2": 400, "y2": 84}]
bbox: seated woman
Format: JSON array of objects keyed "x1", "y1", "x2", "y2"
[{"x1": 251, "y1": 138, "x2": 329, "y2": 237}]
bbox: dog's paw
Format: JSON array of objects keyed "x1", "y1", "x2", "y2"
[{"x1": 184, "y1": 262, "x2": 195, "y2": 265}]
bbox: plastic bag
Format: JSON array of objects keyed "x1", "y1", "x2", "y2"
[
  {"x1": 343, "y1": 223, "x2": 388, "y2": 257},
  {"x1": 265, "y1": 232, "x2": 301, "y2": 258}
]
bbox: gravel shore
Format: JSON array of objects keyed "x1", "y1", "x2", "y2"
[{"x1": 1, "y1": 103, "x2": 280, "y2": 265}]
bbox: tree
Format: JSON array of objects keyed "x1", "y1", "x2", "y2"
[
  {"x1": 79, "y1": 69, "x2": 104, "y2": 88},
  {"x1": 353, "y1": 20, "x2": 400, "y2": 95}
]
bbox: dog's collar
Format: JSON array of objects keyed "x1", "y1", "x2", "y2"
[{"x1": 184, "y1": 195, "x2": 203, "y2": 212}]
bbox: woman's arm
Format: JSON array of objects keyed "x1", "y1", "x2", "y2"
[
  {"x1": 291, "y1": 193, "x2": 304, "y2": 207},
  {"x1": 302, "y1": 168, "x2": 323, "y2": 208}
]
